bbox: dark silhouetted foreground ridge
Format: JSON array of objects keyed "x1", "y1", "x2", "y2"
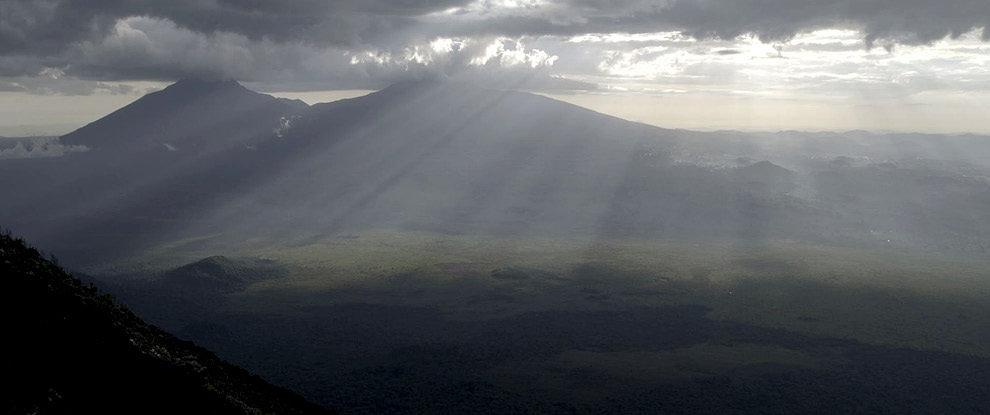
[{"x1": 0, "y1": 232, "x2": 330, "y2": 414}]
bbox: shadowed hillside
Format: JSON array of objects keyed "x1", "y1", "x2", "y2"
[{"x1": 0, "y1": 232, "x2": 330, "y2": 414}]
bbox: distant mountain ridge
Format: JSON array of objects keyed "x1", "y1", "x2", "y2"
[
  {"x1": 2, "y1": 79, "x2": 989, "y2": 268},
  {"x1": 0, "y1": 232, "x2": 330, "y2": 414}
]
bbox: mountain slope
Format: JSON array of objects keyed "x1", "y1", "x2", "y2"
[
  {"x1": 61, "y1": 78, "x2": 307, "y2": 151},
  {"x1": 196, "y1": 80, "x2": 686, "y2": 241},
  {"x1": 2, "y1": 80, "x2": 989, "y2": 268},
  {"x1": 0, "y1": 80, "x2": 308, "y2": 262},
  {"x1": 0, "y1": 232, "x2": 330, "y2": 414}
]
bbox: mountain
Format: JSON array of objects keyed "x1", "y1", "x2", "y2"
[
  {"x1": 0, "y1": 232, "x2": 329, "y2": 414},
  {"x1": 204, "y1": 80, "x2": 688, "y2": 241},
  {"x1": 2, "y1": 80, "x2": 989, "y2": 268},
  {"x1": 0, "y1": 79, "x2": 308, "y2": 263},
  {"x1": 61, "y1": 78, "x2": 307, "y2": 151},
  {"x1": 0, "y1": 78, "x2": 305, "y2": 202}
]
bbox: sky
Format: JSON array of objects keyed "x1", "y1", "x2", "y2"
[{"x1": 2, "y1": 0, "x2": 990, "y2": 135}]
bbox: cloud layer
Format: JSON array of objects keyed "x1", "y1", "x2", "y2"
[{"x1": 0, "y1": 0, "x2": 989, "y2": 92}]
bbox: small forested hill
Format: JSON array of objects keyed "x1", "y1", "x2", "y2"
[
  {"x1": 0, "y1": 233, "x2": 330, "y2": 415},
  {"x1": 158, "y1": 255, "x2": 288, "y2": 293}
]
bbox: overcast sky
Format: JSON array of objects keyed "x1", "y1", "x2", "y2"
[{"x1": 2, "y1": 0, "x2": 990, "y2": 135}]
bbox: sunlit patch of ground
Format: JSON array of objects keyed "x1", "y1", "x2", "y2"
[{"x1": 111, "y1": 229, "x2": 990, "y2": 356}]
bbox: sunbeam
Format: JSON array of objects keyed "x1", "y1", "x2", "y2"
[{"x1": 4, "y1": 2, "x2": 990, "y2": 413}]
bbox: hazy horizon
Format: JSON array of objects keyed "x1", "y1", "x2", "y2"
[{"x1": 5, "y1": 80, "x2": 990, "y2": 137}]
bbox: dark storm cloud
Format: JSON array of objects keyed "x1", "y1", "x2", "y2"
[
  {"x1": 5, "y1": 0, "x2": 988, "y2": 54},
  {"x1": 0, "y1": 0, "x2": 476, "y2": 88},
  {"x1": 0, "y1": 0, "x2": 470, "y2": 55},
  {"x1": 0, "y1": 0, "x2": 989, "y2": 87},
  {"x1": 443, "y1": 0, "x2": 990, "y2": 46}
]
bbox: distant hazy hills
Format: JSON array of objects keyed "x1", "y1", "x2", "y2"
[
  {"x1": 0, "y1": 232, "x2": 329, "y2": 414},
  {"x1": 2, "y1": 79, "x2": 989, "y2": 268}
]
